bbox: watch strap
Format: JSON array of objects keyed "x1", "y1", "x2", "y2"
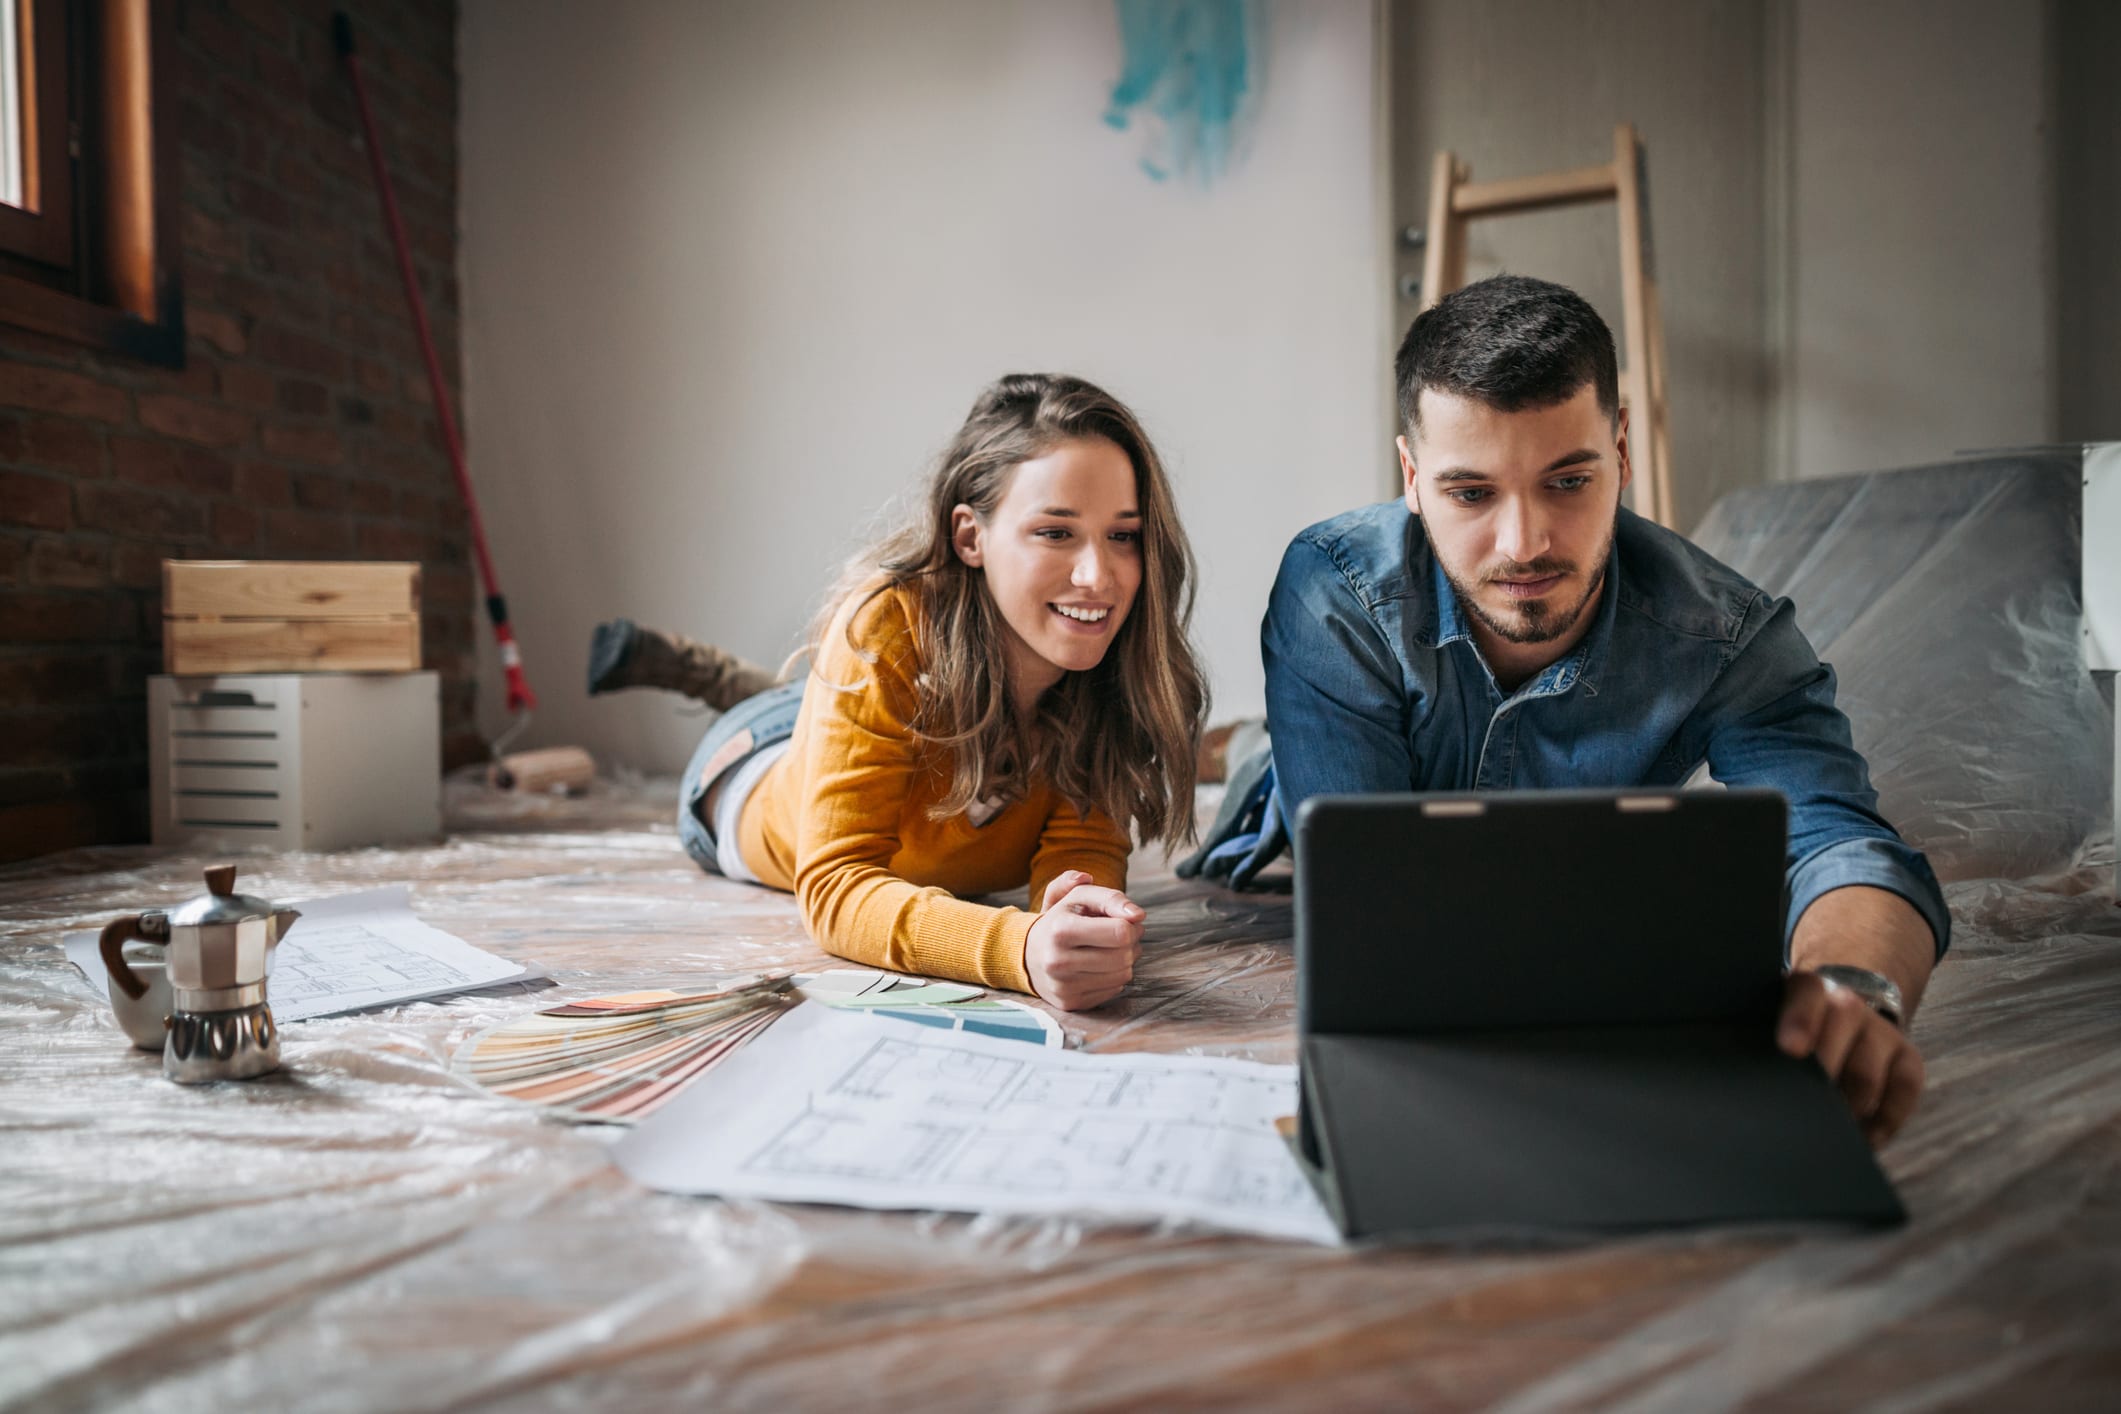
[{"x1": 1813, "y1": 964, "x2": 1905, "y2": 1028}]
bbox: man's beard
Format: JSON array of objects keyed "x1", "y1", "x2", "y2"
[{"x1": 1437, "y1": 517, "x2": 1616, "y2": 647}]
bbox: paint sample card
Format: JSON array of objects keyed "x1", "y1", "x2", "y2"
[
  {"x1": 800, "y1": 970, "x2": 1063, "y2": 1048},
  {"x1": 453, "y1": 974, "x2": 797, "y2": 1124},
  {"x1": 612, "y1": 1002, "x2": 1338, "y2": 1244}
]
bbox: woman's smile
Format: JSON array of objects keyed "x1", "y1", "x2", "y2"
[{"x1": 1051, "y1": 601, "x2": 1114, "y2": 629}]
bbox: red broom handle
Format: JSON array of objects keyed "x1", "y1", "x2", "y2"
[{"x1": 334, "y1": 13, "x2": 535, "y2": 714}]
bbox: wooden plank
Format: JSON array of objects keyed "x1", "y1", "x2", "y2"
[
  {"x1": 1611, "y1": 123, "x2": 1663, "y2": 527},
  {"x1": 164, "y1": 617, "x2": 421, "y2": 675},
  {"x1": 164, "y1": 561, "x2": 421, "y2": 620},
  {"x1": 1451, "y1": 162, "x2": 1617, "y2": 218},
  {"x1": 1419, "y1": 150, "x2": 1459, "y2": 313},
  {"x1": 1441, "y1": 159, "x2": 1469, "y2": 296},
  {"x1": 1643, "y1": 274, "x2": 1676, "y2": 529}
]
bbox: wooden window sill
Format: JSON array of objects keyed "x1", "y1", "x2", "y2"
[{"x1": 0, "y1": 265, "x2": 183, "y2": 363}]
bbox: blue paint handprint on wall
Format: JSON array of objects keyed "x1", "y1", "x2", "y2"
[{"x1": 1104, "y1": 0, "x2": 1262, "y2": 185}]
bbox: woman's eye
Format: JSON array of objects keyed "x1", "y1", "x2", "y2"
[
  {"x1": 1110, "y1": 530, "x2": 1142, "y2": 545},
  {"x1": 1034, "y1": 527, "x2": 1072, "y2": 542}
]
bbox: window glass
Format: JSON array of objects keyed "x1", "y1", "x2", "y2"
[{"x1": 0, "y1": 0, "x2": 22, "y2": 211}]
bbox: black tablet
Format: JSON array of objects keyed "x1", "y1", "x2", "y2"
[{"x1": 1293, "y1": 789, "x2": 1905, "y2": 1240}]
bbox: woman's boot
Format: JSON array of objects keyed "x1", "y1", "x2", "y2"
[{"x1": 586, "y1": 620, "x2": 781, "y2": 710}]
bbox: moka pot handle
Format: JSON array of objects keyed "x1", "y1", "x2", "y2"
[{"x1": 99, "y1": 913, "x2": 167, "y2": 1000}]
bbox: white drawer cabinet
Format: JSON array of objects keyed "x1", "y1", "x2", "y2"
[{"x1": 148, "y1": 672, "x2": 442, "y2": 852}]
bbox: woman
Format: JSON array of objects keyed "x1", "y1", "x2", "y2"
[{"x1": 590, "y1": 373, "x2": 1206, "y2": 1011}]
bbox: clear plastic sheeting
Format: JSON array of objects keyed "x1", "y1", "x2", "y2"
[
  {"x1": 1692, "y1": 448, "x2": 2113, "y2": 885},
  {"x1": 5, "y1": 456, "x2": 2120, "y2": 1410}
]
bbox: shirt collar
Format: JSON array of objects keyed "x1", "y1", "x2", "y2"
[
  {"x1": 1426, "y1": 541, "x2": 1621, "y2": 701},
  {"x1": 1430, "y1": 554, "x2": 1473, "y2": 649}
]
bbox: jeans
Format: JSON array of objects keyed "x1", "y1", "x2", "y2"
[{"x1": 676, "y1": 680, "x2": 806, "y2": 874}]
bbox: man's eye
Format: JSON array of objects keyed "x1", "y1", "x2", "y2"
[
  {"x1": 1446, "y1": 488, "x2": 1491, "y2": 506},
  {"x1": 1552, "y1": 475, "x2": 1593, "y2": 492}
]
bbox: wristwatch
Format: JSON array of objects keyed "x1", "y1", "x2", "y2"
[{"x1": 1813, "y1": 965, "x2": 1905, "y2": 1028}]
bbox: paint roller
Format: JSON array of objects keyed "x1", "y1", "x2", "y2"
[{"x1": 340, "y1": 12, "x2": 597, "y2": 797}]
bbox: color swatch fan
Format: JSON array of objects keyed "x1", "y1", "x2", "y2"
[
  {"x1": 453, "y1": 969, "x2": 1061, "y2": 1124},
  {"x1": 452, "y1": 973, "x2": 795, "y2": 1124}
]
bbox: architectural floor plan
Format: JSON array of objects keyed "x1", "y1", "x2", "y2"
[{"x1": 614, "y1": 1002, "x2": 1336, "y2": 1243}]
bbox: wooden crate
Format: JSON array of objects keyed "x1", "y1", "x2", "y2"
[{"x1": 163, "y1": 561, "x2": 422, "y2": 676}]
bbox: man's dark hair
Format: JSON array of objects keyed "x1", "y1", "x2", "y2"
[{"x1": 1395, "y1": 274, "x2": 1619, "y2": 433}]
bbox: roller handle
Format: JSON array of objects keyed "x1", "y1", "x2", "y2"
[
  {"x1": 339, "y1": 10, "x2": 539, "y2": 718},
  {"x1": 490, "y1": 596, "x2": 538, "y2": 714}
]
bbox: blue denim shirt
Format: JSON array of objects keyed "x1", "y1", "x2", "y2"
[{"x1": 1262, "y1": 501, "x2": 1950, "y2": 956}]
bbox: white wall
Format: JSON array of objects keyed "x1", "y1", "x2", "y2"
[
  {"x1": 1782, "y1": 0, "x2": 2055, "y2": 478},
  {"x1": 459, "y1": 1, "x2": 1389, "y2": 769}
]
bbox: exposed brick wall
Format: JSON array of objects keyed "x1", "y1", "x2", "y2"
[{"x1": 0, "y1": 0, "x2": 477, "y2": 862}]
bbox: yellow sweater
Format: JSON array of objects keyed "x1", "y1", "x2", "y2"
[{"x1": 736, "y1": 585, "x2": 1132, "y2": 993}]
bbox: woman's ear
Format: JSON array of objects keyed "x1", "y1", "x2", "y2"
[{"x1": 950, "y1": 504, "x2": 984, "y2": 567}]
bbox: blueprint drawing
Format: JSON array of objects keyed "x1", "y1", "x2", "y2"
[{"x1": 613, "y1": 1002, "x2": 1336, "y2": 1243}]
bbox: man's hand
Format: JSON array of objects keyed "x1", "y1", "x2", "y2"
[
  {"x1": 1026, "y1": 870, "x2": 1144, "y2": 1012},
  {"x1": 1778, "y1": 971, "x2": 1925, "y2": 1146}
]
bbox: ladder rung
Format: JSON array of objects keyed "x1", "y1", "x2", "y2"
[{"x1": 1452, "y1": 162, "x2": 1618, "y2": 218}]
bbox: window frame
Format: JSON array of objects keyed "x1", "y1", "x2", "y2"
[
  {"x1": 0, "y1": 0, "x2": 75, "y2": 270},
  {"x1": 0, "y1": 0, "x2": 181, "y2": 366}
]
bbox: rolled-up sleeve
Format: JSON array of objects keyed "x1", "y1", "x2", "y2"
[{"x1": 1702, "y1": 593, "x2": 1951, "y2": 958}]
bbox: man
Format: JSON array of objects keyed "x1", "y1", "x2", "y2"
[{"x1": 1261, "y1": 274, "x2": 1947, "y2": 1145}]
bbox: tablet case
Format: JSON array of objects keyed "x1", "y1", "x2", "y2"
[{"x1": 1293, "y1": 789, "x2": 1906, "y2": 1240}]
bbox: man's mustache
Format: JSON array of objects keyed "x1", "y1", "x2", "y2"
[{"x1": 1480, "y1": 558, "x2": 1575, "y2": 583}]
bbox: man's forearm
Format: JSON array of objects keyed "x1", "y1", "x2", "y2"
[{"x1": 1789, "y1": 884, "x2": 1936, "y2": 1020}]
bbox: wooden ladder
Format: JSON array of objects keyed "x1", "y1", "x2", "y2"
[{"x1": 1416, "y1": 123, "x2": 1674, "y2": 529}]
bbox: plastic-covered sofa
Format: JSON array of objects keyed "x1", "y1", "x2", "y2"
[{"x1": 1693, "y1": 447, "x2": 2112, "y2": 887}]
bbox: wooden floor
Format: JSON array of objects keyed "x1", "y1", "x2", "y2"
[{"x1": 3, "y1": 777, "x2": 2118, "y2": 1411}]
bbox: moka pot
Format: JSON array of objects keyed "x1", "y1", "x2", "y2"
[{"x1": 98, "y1": 864, "x2": 301, "y2": 1083}]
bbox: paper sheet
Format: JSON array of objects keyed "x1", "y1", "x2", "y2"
[
  {"x1": 65, "y1": 885, "x2": 541, "y2": 1022},
  {"x1": 612, "y1": 1002, "x2": 1338, "y2": 1244}
]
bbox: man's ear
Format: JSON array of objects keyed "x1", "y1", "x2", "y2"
[
  {"x1": 950, "y1": 504, "x2": 984, "y2": 567},
  {"x1": 1613, "y1": 407, "x2": 1633, "y2": 498},
  {"x1": 1397, "y1": 435, "x2": 1422, "y2": 517}
]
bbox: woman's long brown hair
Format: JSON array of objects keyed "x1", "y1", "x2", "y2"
[{"x1": 809, "y1": 373, "x2": 1206, "y2": 850}]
